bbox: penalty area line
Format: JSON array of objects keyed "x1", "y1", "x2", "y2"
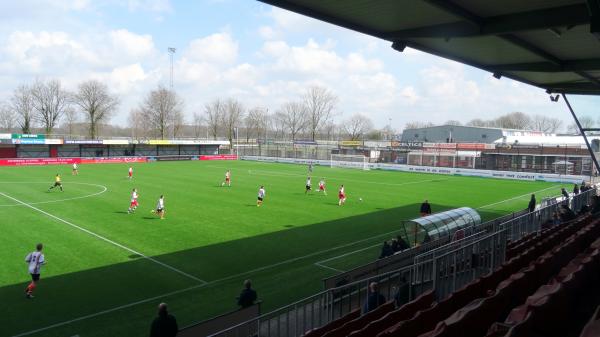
[{"x1": 0, "y1": 192, "x2": 207, "y2": 286}]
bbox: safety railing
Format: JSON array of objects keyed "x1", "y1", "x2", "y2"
[{"x1": 210, "y1": 187, "x2": 597, "y2": 337}]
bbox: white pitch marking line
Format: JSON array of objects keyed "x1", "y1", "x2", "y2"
[
  {"x1": 476, "y1": 184, "x2": 563, "y2": 209},
  {"x1": 314, "y1": 262, "x2": 345, "y2": 273},
  {"x1": 315, "y1": 242, "x2": 383, "y2": 265},
  {"x1": 11, "y1": 228, "x2": 405, "y2": 337},
  {"x1": 0, "y1": 192, "x2": 207, "y2": 285},
  {"x1": 10, "y1": 284, "x2": 205, "y2": 337},
  {"x1": 0, "y1": 182, "x2": 108, "y2": 207},
  {"x1": 246, "y1": 169, "x2": 447, "y2": 187}
]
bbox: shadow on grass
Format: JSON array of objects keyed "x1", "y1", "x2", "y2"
[{"x1": 1, "y1": 203, "x2": 507, "y2": 337}]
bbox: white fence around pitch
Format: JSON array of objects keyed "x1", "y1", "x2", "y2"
[
  {"x1": 210, "y1": 188, "x2": 596, "y2": 337},
  {"x1": 240, "y1": 156, "x2": 590, "y2": 184}
]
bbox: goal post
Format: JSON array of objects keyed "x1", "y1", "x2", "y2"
[{"x1": 330, "y1": 154, "x2": 370, "y2": 170}]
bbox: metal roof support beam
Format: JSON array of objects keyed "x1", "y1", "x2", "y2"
[
  {"x1": 426, "y1": 0, "x2": 600, "y2": 91},
  {"x1": 388, "y1": 4, "x2": 589, "y2": 39},
  {"x1": 561, "y1": 93, "x2": 600, "y2": 177},
  {"x1": 588, "y1": 0, "x2": 600, "y2": 39},
  {"x1": 489, "y1": 59, "x2": 600, "y2": 72},
  {"x1": 394, "y1": 40, "x2": 541, "y2": 89},
  {"x1": 423, "y1": 0, "x2": 483, "y2": 26}
]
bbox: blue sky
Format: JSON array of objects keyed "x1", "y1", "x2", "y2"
[{"x1": 0, "y1": 0, "x2": 597, "y2": 131}]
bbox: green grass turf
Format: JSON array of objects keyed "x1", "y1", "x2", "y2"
[{"x1": 0, "y1": 160, "x2": 569, "y2": 337}]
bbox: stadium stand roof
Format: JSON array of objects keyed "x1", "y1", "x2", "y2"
[{"x1": 259, "y1": 0, "x2": 600, "y2": 95}]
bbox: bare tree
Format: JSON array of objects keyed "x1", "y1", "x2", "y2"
[
  {"x1": 303, "y1": 86, "x2": 337, "y2": 141},
  {"x1": 0, "y1": 102, "x2": 16, "y2": 131},
  {"x1": 245, "y1": 107, "x2": 269, "y2": 141},
  {"x1": 466, "y1": 118, "x2": 493, "y2": 127},
  {"x1": 322, "y1": 121, "x2": 338, "y2": 141},
  {"x1": 31, "y1": 79, "x2": 70, "y2": 135},
  {"x1": 170, "y1": 109, "x2": 185, "y2": 138},
  {"x1": 204, "y1": 99, "x2": 225, "y2": 140},
  {"x1": 62, "y1": 107, "x2": 79, "y2": 137},
  {"x1": 342, "y1": 114, "x2": 374, "y2": 140},
  {"x1": 494, "y1": 112, "x2": 532, "y2": 129},
  {"x1": 223, "y1": 98, "x2": 245, "y2": 146},
  {"x1": 140, "y1": 86, "x2": 184, "y2": 139},
  {"x1": 530, "y1": 114, "x2": 562, "y2": 133},
  {"x1": 10, "y1": 85, "x2": 35, "y2": 133},
  {"x1": 127, "y1": 108, "x2": 146, "y2": 139},
  {"x1": 192, "y1": 112, "x2": 205, "y2": 139},
  {"x1": 404, "y1": 121, "x2": 434, "y2": 130},
  {"x1": 444, "y1": 120, "x2": 462, "y2": 126},
  {"x1": 567, "y1": 116, "x2": 596, "y2": 134},
  {"x1": 272, "y1": 112, "x2": 287, "y2": 140},
  {"x1": 279, "y1": 101, "x2": 307, "y2": 141},
  {"x1": 73, "y1": 80, "x2": 119, "y2": 139}
]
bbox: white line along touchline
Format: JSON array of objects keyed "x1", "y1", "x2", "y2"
[
  {"x1": 476, "y1": 184, "x2": 562, "y2": 210},
  {"x1": 0, "y1": 192, "x2": 207, "y2": 285}
]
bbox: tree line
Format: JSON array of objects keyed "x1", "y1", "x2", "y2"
[
  {"x1": 1, "y1": 79, "x2": 592, "y2": 141},
  {"x1": 0, "y1": 80, "x2": 382, "y2": 141}
]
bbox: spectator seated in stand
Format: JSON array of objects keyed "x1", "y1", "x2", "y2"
[
  {"x1": 391, "y1": 238, "x2": 400, "y2": 253},
  {"x1": 364, "y1": 282, "x2": 386, "y2": 313},
  {"x1": 397, "y1": 235, "x2": 410, "y2": 250},
  {"x1": 237, "y1": 279, "x2": 258, "y2": 308},
  {"x1": 379, "y1": 241, "x2": 394, "y2": 259},
  {"x1": 559, "y1": 204, "x2": 576, "y2": 222}
]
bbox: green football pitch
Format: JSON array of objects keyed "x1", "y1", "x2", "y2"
[{"x1": 0, "y1": 160, "x2": 567, "y2": 337}]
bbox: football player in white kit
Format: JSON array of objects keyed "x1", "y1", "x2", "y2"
[{"x1": 24, "y1": 243, "x2": 46, "y2": 299}]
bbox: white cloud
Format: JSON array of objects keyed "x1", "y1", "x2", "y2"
[
  {"x1": 184, "y1": 33, "x2": 238, "y2": 65},
  {"x1": 127, "y1": 0, "x2": 172, "y2": 13},
  {"x1": 258, "y1": 26, "x2": 279, "y2": 40},
  {"x1": 109, "y1": 29, "x2": 155, "y2": 60}
]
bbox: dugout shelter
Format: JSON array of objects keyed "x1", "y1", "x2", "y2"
[{"x1": 403, "y1": 207, "x2": 481, "y2": 246}]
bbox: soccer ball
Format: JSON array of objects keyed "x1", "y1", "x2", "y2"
[{"x1": 359, "y1": 197, "x2": 363, "y2": 202}]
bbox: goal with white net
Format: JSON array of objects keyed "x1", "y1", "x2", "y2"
[{"x1": 330, "y1": 154, "x2": 370, "y2": 170}]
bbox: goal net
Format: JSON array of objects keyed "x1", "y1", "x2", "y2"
[{"x1": 330, "y1": 154, "x2": 369, "y2": 170}]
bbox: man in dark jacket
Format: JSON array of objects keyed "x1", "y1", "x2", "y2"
[
  {"x1": 573, "y1": 184, "x2": 580, "y2": 195},
  {"x1": 237, "y1": 279, "x2": 258, "y2": 308},
  {"x1": 150, "y1": 303, "x2": 178, "y2": 337},
  {"x1": 364, "y1": 282, "x2": 386, "y2": 313},
  {"x1": 528, "y1": 194, "x2": 536, "y2": 212},
  {"x1": 561, "y1": 188, "x2": 570, "y2": 201},
  {"x1": 379, "y1": 241, "x2": 393, "y2": 259},
  {"x1": 420, "y1": 200, "x2": 432, "y2": 216}
]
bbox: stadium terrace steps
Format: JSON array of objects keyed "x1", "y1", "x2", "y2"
[
  {"x1": 321, "y1": 301, "x2": 396, "y2": 337},
  {"x1": 300, "y1": 214, "x2": 599, "y2": 337},
  {"x1": 302, "y1": 309, "x2": 361, "y2": 337},
  {"x1": 374, "y1": 216, "x2": 593, "y2": 337},
  {"x1": 579, "y1": 305, "x2": 600, "y2": 337},
  {"x1": 348, "y1": 291, "x2": 435, "y2": 337}
]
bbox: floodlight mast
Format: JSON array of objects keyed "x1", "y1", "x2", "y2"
[{"x1": 168, "y1": 47, "x2": 176, "y2": 90}]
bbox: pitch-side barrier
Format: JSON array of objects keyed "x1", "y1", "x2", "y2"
[{"x1": 209, "y1": 188, "x2": 596, "y2": 337}]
